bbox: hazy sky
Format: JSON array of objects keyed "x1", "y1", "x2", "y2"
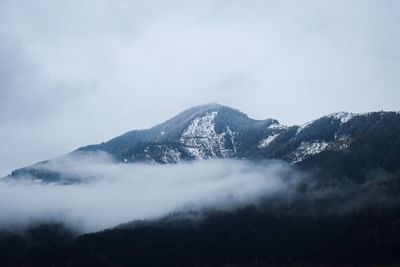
[{"x1": 0, "y1": 0, "x2": 399, "y2": 175}]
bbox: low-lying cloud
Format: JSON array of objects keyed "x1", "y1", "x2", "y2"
[{"x1": 0, "y1": 154, "x2": 301, "y2": 233}]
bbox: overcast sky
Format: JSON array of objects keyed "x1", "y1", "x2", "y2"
[{"x1": 0, "y1": 0, "x2": 399, "y2": 176}]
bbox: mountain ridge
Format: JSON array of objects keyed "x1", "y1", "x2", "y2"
[{"x1": 7, "y1": 104, "x2": 400, "y2": 183}]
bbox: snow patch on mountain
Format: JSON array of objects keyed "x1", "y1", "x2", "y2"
[
  {"x1": 179, "y1": 112, "x2": 234, "y2": 159},
  {"x1": 291, "y1": 133, "x2": 354, "y2": 163},
  {"x1": 160, "y1": 147, "x2": 182, "y2": 163},
  {"x1": 291, "y1": 141, "x2": 330, "y2": 163},
  {"x1": 258, "y1": 133, "x2": 280, "y2": 149},
  {"x1": 296, "y1": 112, "x2": 357, "y2": 135},
  {"x1": 268, "y1": 123, "x2": 287, "y2": 130},
  {"x1": 328, "y1": 112, "x2": 356, "y2": 123},
  {"x1": 296, "y1": 121, "x2": 314, "y2": 134},
  {"x1": 181, "y1": 111, "x2": 218, "y2": 139}
]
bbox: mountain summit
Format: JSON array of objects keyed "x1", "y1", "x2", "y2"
[
  {"x1": 9, "y1": 105, "x2": 400, "y2": 183},
  {"x1": 77, "y1": 103, "x2": 279, "y2": 162}
]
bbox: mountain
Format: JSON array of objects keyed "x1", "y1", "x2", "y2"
[
  {"x1": 2, "y1": 104, "x2": 400, "y2": 267},
  {"x1": 8, "y1": 104, "x2": 400, "y2": 183},
  {"x1": 76, "y1": 103, "x2": 280, "y2": 162}
]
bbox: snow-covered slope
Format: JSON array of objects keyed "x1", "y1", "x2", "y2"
[{"x1": 179, "y1": 111, "x2": 233, "y2": 159}]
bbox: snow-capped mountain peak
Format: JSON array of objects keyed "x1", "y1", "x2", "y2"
[{"x1": 8, "y1": 105, "x2": 400, "y2": 183}]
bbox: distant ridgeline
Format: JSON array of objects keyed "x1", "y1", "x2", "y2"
[{"x1": 8, "y1": 104, "x2": 400, "y2": 183}]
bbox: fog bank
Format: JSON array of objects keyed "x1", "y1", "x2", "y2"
[{"x1": 0, "y1": 157, "x2": 300, "y2": 233}]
